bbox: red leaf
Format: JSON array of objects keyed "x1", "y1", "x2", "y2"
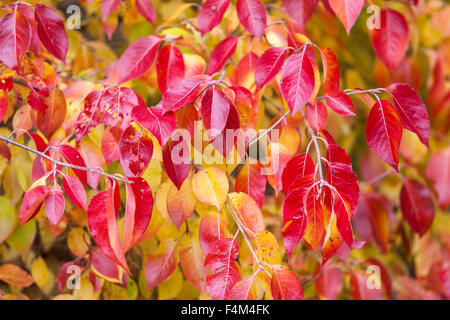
[
  {"x1": 162, "y1": 137, "x2": 190, "y2": 190},
  {"x1": 334, "y1": 195, "x2": 354, "y2": 248},
  {"x1": 145, "y1": 239, "x2": 179, "y2": 290},
  {"x1": 329, "y1": 0, "x2": 365, "y2": 34},
  {"x1": 19, "y1": 185, "x2": 50, "y2": 226},
  {"x1": 62, "y1": 175, "x2": 87, "y2": 211},
  {"x1": 35, "y1": 4, "x2": 68, "y2": 63},
  {"x1": 57, "y1": 145, "x2": 88, "y2": 185},
  {"x1": 28, "y1": 132, "x2": 48, "y2": 153},
  {"x1": 117, "y1": 36, "x2": 162, "y2": 84},
  {"x1": 400, "y1": 179, "x2": 435, "y2": 235},
  {"x1": 370, "y1": 9, "x2": 410, "y2": 69},
  {"x1": 87, "y1": 185, "x2": 130, "y2": 274},
  {"x1": 101, "y1": 0, "x2": 121, "y2": 21},
  {"x1": 0, "y1": 7, "x2": 31, "y2": 70},
  {"x1": 207, "y1": 36, "x2": 238, "y2": 75},
  {"x1": 119, "y1": 126, "x2": 154, "y2": 177},
  {"x1": 365, "y1": 100, "x2": 402, "y2": 170},
  {"x1": 229, "y1": 275, "x2": 257, "y2": 300},
  {"x1": 362, "y1": 193, "x2": 391, "y2": 252},
  {"x1": 157, "y1": 44, "x2": 185, "y2": 93},
  {"x1": 326, "y1": 161, "x2": 359, "y2": 214},
  {"x1": 315, "y1": 262, "x2": 343, "y2": 300},
  {"x1": 204, "y1": 238, "x2": 241, "y2": 300},
  {"x1": 236, "y1": 0, "x2": 267, "y2": 39},
  {"x1": 282, "y1": 188, "x2": 308, "y2": 258},
  {"x1": 282, "y1": 0, "x2": 318, "y2": 31},
  {"x1": 325, "y1": 90, "x2": 355, "y2": 116},
  {"x1": 101, "y1": 126, "x2": 122, "y2": 166},
  {"x1": 227, "y1": 192, "x2": 265, "y2": 234},
  {"x1": 136, "y1": 0, "x2": 156, "y2": 24},
  {"x1": 320, "y1": 47, "x2": 340, "y2": 94},
  {"x1": 199, "y1": 215, "x2": 227, "y2": 255},
  {"x1": 210, "y1": 101, "x2": 241, "y2": 157},
  {"x1": 271, "y1": 266, "x2": 304, "y2": 300},
  {"x1": 45, "y1": 184, "x2": 65, "y2": 225},
  {"x1": 350, "y1": 271, "x2": 385, "y2": 300},
  {"x1": 57, "y1": 260, "x2": 84, "y2": 292},
  {"x1": 197, "y1": 0, "x2": 230, "y2": 35},
  {"x1": 326, "y1": 144, "x2": 351, "y2": 165},
  {"x1": 132, "y1": 104, "x2": 177, "y2": 146},
  {"x1": 206, "y1": 262, "x2": 241, "y2": 300},
  {"x1": 235, "y1": 161, "x2": 267, "y2": 208},
  {"x1": 179, "y1": 239, "x2": 207, "y2": 294},
  {"x1": 201, "y1": 87, "x2": 231, "y2": 140},
  {"x1": 161, "y1": 78, "x2": 203, "y2": 113},
  {"x1": 305, "y1": 101, "x2": 328, "y2": 132},
  {"x1": 388, "y1": 83, "x2": 430, "y2": 146},
  {"x1": 426, "y1": 148, "x2": 450, "y2": 208},
  {"x1": 280, "y1": 49, "x2": 316, "y2": 115},
  {"x1": 304, "y1": 189, "x2": 325, "y2": 251},
  {"x1": 123, "y1": 177, "x2": 153, "y2": 251},
  {"x1": 281, "y1": 153, "x2": 315, "y2": 195},
  {"x1": 255, "y1": 47, "x2": 288, "y2": 90},
  {"x1": 90, "y1": 249, "x2": 121, "y2": 282}
]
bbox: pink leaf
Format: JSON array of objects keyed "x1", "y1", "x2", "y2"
[
  {"x1": 255, "y1": 47, "x2": 288, "y2": 90},
  {"x1": 280, "y1": 50, "x2": 315, "y2": 116},
  {"x1": 19, "y1": 185, "x2": 50, "y2": 226},
  {"x1": 136, "y1": 0, "x2": 156, "y2": 24},
  {"x1": 132, "y1": 104, "x2": 177, "y2": 146},
  {"x1": 305, "y1": 101, "x2": 328, "y2": 132},
  {"x1": 87, "y1": 183, "x2": 130, "y2": 274},
  {"x1": 100, "y1": 0, "x2": 121, "y2": 21},
  {"x1": 45, "y1": 184, "x2": 65, "y2": 225},
  {"x1": 117, "y1": 36, "x2": 162, "y2": 83},
  {"x1": 0, "y1": 7, "x2": 31, "y2": 70},
  {"x1": 388, "y1": 83, "x2": 429, "y2": 146},
  {"x1": 426, "y1": 148, "x2": 450, "y2": 208},
  {"x1": 281, "y1": 153, "x2": 315, "y2": 195},
  {"x1": 207, "y1": 37, "x2": 238, "y2": 75},
  {"x1": 123, "y1": 177, "x2": 153, "y2": 251},
  {"x1": 119, "y1": 125, "x2": 154, "y2": 177},
  {"x1": 200, "y1": 87, "x2": 231, "y2": 140},
  {"x1": 162, "y1": 137, "x2": 190, "y2": 190},
  {"x1": 370, "y1": 9, "x2": 410, "y2": 69},
  {"x1": 282, "y1": 0, "x2": 318, "y2": 32},
  {"x1": 236, "y1": 0, "x2": 267, "y2": 39},
  {"x1": 400, "y1": 179, "x2": 435, "y2": 235},
  {"x1": 35, "y1": 4, "x2": 68, "y2": 63},
  {"x1": 101, "y1": 126, "x2": 122, "y2": 166},
  {"x1": 161, "y1": 78, "x2": 203, "y2": 113},
  {"x1": 325, "y1": 90, "x2": 355, "y2": 116},
  {"x1": 157, "y1": 44, "x2": 185, "y2": 93},
  {"x1": 197, "y1": 0, "x2": 230, "y2": 35},
  {"x1": 57, "y1": 145, "x2": 88, "y2": 185},
  {"x1": 145, "y1": 240, "x2": 179, "y2": 290},
  {"x1": 271, "y1": 266, "x2": 304, "y2": 300},
  {"x1": 62, "y1": 175, "x2": 87, "y2": 211}
]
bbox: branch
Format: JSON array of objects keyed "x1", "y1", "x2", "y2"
[
  {"x1": 226, "y1": 200, "x2": 271, "y2": 277},
  {"x1": 0, "y1": 135, "x2": 132, "y2": 184}
]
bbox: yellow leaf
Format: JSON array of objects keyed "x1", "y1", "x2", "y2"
[
  {"x1": 67, "y1": 227, "x2": 91, "y2": 257},
  {"x1": 31, "y1": 257, "x2": 50, "y2": 288},
  {"x1": 192, "y1": 167, "x2": 229, "y2": 210},
  {"x1": 158, "y1": 267, "x2": 183, "y2": 299}
]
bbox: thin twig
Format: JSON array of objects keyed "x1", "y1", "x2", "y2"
[
  {"x1": 226, "y1": 200, "x2": 271, "y2": 277},
  {"x1": 0, "y1": 135, "x2": 132, "y2": 184}
]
